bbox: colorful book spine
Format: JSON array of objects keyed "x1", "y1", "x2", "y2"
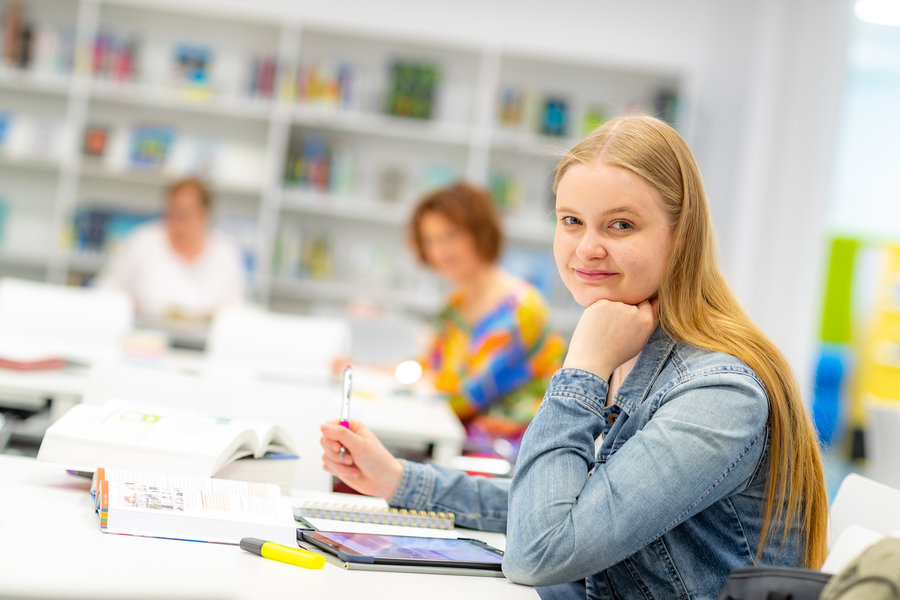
[
  {"x1": 72, "y1": 206, "x2": 157, "y2": 255},
  {"x1": 92, "y1": 31, "x2": 138, "y2": 82},
  {"x1": 294, "y1": 61, "x2": 354, "y2": 108},
  {"x1": 274, "y1": 224, "x2": 333, "y2": 281},
  {"x1": 283, "y1": 136, "x2": 354, "y2": 194},
  {"x1": 248, "y1": 55, "x2": 279, "y2": 99},
  {"x1": 1, "y1": 3, "x2": 76, "y2": 75}
]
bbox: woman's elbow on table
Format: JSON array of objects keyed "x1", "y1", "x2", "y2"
[{"x1": 501, "y1": 540, "x2": 578, "y2": 587}]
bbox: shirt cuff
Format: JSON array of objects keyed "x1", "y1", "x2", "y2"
[
  {"x1": 547, "y1": 368, "x2": 610, "y2": 414},
  {"x1": 388, "y1": 459, "x2": 436, "y2": 511}
]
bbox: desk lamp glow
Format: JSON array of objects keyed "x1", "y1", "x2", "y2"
[{"x1": 394, "y1": 360, "x2": 423, "y2": 385}]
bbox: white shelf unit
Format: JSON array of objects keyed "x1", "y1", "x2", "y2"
[{"x1": 0, "y1": 0, "x2": 684, "y2": 335}]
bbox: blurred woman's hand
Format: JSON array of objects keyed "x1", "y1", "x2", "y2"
[{"x1": 320, "y1": 419, "x2": 404, "y2": 500}]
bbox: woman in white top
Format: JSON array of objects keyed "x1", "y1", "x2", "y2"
[{"x1": 95, "y1": 178, "x2": 246, "y2": 320}]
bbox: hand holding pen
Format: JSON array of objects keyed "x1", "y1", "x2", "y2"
[
  {"x1": 320, "y1": 418, "x2": 404, "y2": 500},
  {"x1": 339, "y1": 365, "x2": 352, "y2": 460}
]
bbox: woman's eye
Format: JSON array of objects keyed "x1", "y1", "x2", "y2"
[
  {"x1": 561, "y1": 216, "x2": 582, "y2": 226},
  {"x1": 611, "y1": 221, "x2": 633, "y2": 230}
]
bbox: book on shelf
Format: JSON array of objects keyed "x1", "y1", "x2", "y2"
[
  {"x1": 1, "y1": 1, "x2": 75, "y2": 75},
  {"x1": 654, "y1": 87, "x2": 679, "y2": 125},
  {"x1": 129, "y1": 125, "x2": 177, "y2": 170},
  {"x1": 82, "y1": 124, "x2": 110, "y2": 158},
  {"x1": 273, "y1": 223, "x2": 334, "y2": 281},
  {"x1": 71, "y1": 205, "x2": 157, "y2": 256},
  {"x1": 0, "y1": 114, "x2": 65, "y2": 159},
  {"x1": 247, "y1": 55, "x2": 278, "y2": 100},
  {"x1": 172, "y1": 43, "x2": 213, "y2": 90},
  {"x1": 488, "y1": 170, "x2": 524, "y2": 214},
  {"x1": 283, "y1": 135, "x2": 355, "y2": 195},
  {"x1": 36, "y1": 399, "x2": 298, "y2": 480},
  {"x1": 385, "y1": 60, "x2": 439, "y2": 120},
  {"x1": 0, "y1": 111, "x2": 11, "y2": 147},
  {"x1": 92, "y1": 467, "x2": 298, "y2": 546},
  {"x1": 540, "y1": 96, "x2": 569, "y2": 137},
  {"x1": 92, "y1": 30, "x2": 138, "y2": 82},
  {"x1": 214, "y1": 213, "x2": 258, "y2": 277},
  {"x1": 295, "y1": 60, "x2": 354, "y2": 108}
]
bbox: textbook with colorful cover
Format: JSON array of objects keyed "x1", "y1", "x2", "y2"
[
  {"x1": 92, "y1": 467, "x2": 297, "y2": 546},
  {"x1": 90, "y1": 469, "x2": 458, "y2": 547},
  {"x1": 36, "y1": 399, "x2": 297, "y2": 480}
]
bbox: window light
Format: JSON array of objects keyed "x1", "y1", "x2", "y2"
[{"x1": 856, "y1": 0, "x2": 900, "y2": 26}]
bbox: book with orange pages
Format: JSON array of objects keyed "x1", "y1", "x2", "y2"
[
  {"x1": 0, "y1": 357, "x2": 69, "y2": 371},
  {"x1": 94, "y1": 467, "x2": 297, "y2": 546}
]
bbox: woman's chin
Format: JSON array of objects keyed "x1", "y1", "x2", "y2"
[
  {"x1": 572, "y1": 290, "x2": 638, "y2": 307},
  {"x1": 573, "y1": 290, "x2": 615, "y2": 307}
]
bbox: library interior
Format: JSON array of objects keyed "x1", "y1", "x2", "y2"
[{"x1": 1, "y1": 0, "x2": 899, "y2": 599}]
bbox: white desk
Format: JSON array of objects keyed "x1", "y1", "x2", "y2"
[
  {"x1": 77, "y1": 362, "x2": 465, "y2": 492},
  {"x1": 0, "y1": 351, "x2": 465, "y2": 482},
  {"x1": 0, "y1": 348, "x2": 206, "y2": 423},
  {"x1": 0, "y1": 456, "x2": 536, "y2": 600}
]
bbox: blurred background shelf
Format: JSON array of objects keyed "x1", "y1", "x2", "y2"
[{"x1": 0, "y1": 0, "x2": 684, "y2": 337}]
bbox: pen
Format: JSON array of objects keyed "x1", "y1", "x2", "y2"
[
  {"x1": 339, "y1": 365, "x2": 352, "y2": 460},
  {"x1": 240, "y1": 537, "x2": 325, "y2": 569}
]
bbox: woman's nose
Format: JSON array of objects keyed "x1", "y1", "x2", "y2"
[{"x1": 576, "y1": 232, "x2": 608, "y2": 261}]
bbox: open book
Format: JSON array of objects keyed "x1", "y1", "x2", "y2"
[
  {"x1": 37, "y1": 399, "x2": 297, "y2": 479},
  {"x1": 93, "y1": 468, "x2": 297, "y2": 546}
]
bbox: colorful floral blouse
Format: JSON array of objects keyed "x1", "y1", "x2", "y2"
[{"x1": 423, "y1": 280, "x2": 566, "y2": 454}]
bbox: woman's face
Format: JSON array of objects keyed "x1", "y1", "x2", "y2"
[
  {"x1": 419, "y1": 211, "x2": 486, "y2": 284},
  {"x1": 554, "y1": 161, "x2": 674, "y2": 307},
  {"x1": 166, "y1": 186, "x2": 207, "y2": 242}
]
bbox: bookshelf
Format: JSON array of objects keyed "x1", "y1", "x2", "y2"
[{"x1": 0, "y1": 0, "x2": 684, "y2": 336}]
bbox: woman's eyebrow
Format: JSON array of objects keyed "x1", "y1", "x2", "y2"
[{"x1": 602, "y1": 206, "x2": 640, "y2": 217}]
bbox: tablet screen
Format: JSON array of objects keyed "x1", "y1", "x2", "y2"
[{"x1": 306, "y1": 531, "x2": 504, "y2": 564}]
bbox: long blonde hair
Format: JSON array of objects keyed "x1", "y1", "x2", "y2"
[{"x1": 553, "y1": 115, "x2": 828, "y2": 568}]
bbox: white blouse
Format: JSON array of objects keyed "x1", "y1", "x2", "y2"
[{"x1": 95, "y1": 222, "x2": 246, "y2": 320}]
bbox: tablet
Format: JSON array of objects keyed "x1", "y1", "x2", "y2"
[{"x1": 300, "y1": 530, "x2": 505, "y2": 571}]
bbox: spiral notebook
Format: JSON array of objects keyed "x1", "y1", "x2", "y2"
[{"x1": 294, "y1": 500, "x2": 458, "y2": 539}]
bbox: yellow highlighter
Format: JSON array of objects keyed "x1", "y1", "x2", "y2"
[{"x1": 240, "y1": 537, "x2": 326, "y2": 570}]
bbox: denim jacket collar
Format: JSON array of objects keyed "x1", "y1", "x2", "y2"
[{"x1": 611, "y1": 326, "x2": 676, "y2": 416}]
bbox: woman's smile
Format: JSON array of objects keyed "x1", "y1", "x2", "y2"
[{"x1": 574, "y1": 269, "x2": 617, "y2": 281}]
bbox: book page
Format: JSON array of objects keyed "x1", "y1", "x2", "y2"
[
  {"x1": 45, "y1": 401, "x2": 255, "y2": 458},
  {"x1": 98, "y1": 468, "x2": 282, "y2": 498},
  {"x1": 39, "y1": 400, "x2": 293, "y2": 475},
  {"x1": 107, "y1": 480, "x2": 293, "y2": 525},
  {"x1": 300, "y1": 517, "x2": 458, "y2": 539},
  {"x1": 243, "y1": 421, "x2": 296, "y2": 458}
]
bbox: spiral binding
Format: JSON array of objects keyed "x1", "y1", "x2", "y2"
[{"x1": 296, "y1": 501, "x2": 455, "y2": 530}]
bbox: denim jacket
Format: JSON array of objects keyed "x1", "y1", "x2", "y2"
[{"x1": 390, "y1": 328, "x2": 802, "y2": 599}]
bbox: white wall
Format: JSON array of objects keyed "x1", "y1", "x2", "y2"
[{"x1": 128, "y1": 0, "x2": 855, "y2": 398}]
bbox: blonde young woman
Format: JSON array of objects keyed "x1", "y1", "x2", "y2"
[{"x1": 319, "y1": 115, "x2": 828, "y2": 600}]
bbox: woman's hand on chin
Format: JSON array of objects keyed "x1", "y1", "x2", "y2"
[{"x1": 563, "y1": 298, "x2": 659, "y2": 380}]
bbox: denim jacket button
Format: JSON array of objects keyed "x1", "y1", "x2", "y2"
[{"x1": 608, "y1": 412, "x2": 619, "y2": 426}]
